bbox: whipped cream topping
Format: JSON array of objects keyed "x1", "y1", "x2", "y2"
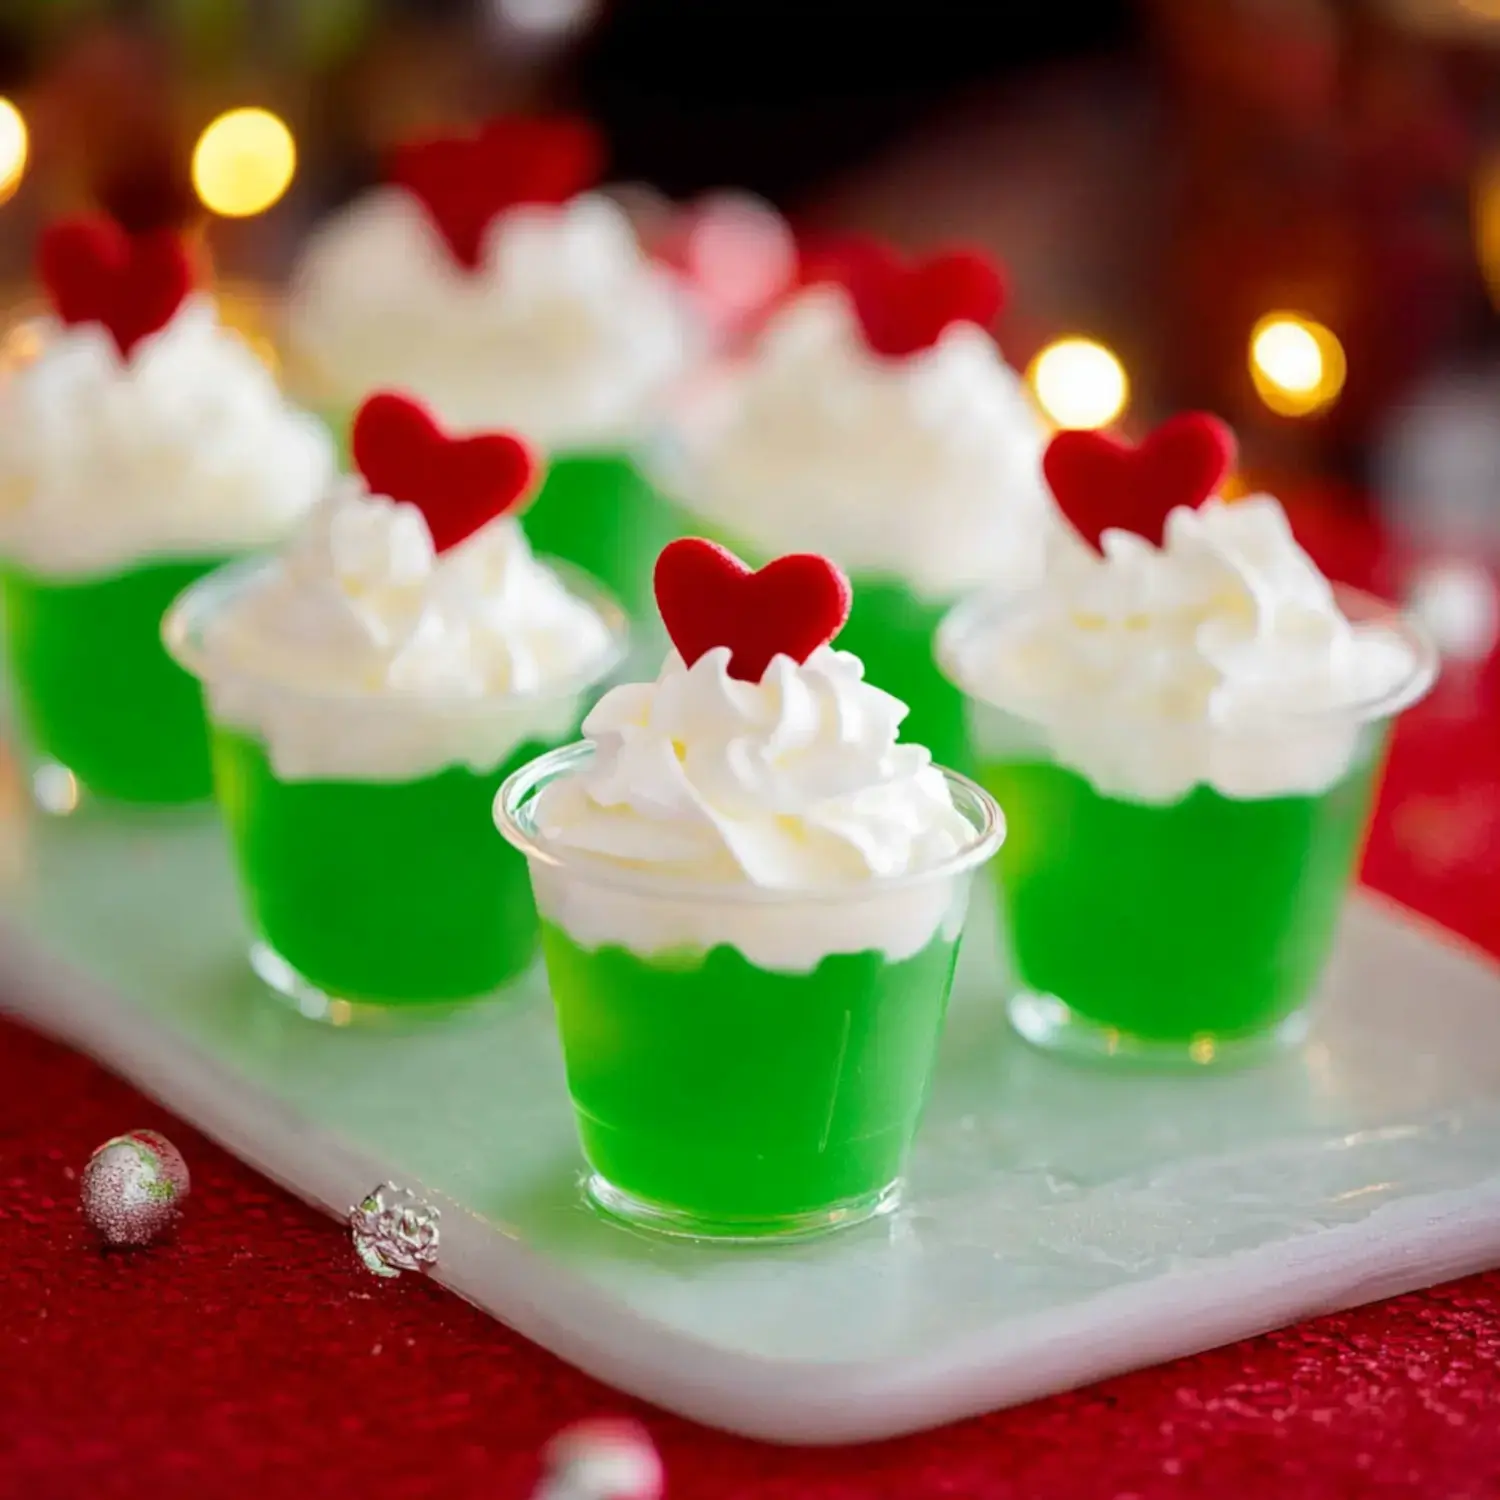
[
  {"x1": 943, "y1": 496, "x2": 1428, "y2": 803},
  {"x1": 0, "y1": 298, "x2": 332, "y2": 578},
  {"x1": 287, "y1": 190, "x2": 694, "y2": 450},
  {"x1": 652, "y1": 286, "x2": 1056, "y2": 600},
  {"x1": 523, "y1": 644, "x2": 981, "y2": 968},
  {"x1": 190, "y1": 483, "x2": 621, "y2": 782}
]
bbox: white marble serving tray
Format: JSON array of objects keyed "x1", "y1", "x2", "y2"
[{"x1": 2, "y1": 778, "x2": 1499, "y2": 1446}]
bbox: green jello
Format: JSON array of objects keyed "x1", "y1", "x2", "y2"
[
  {"x1": 838, "y1": 578, "x2": 970, "y2": 774},
  {"x1": 520, "y1": 452, "x2": 682, "y2": 623},
  {"x1": 0, "y1": 557, "x2": 223, "y2": 804},
  {"x1": 980, "y1": 745, "x2": 1386, "y2": 1047},
  {"x1": 539, "y1": 923, "x2": 962, "y2": 1232},
  {"x1": 316, "y1": 406, "x2": 352, "y2": 471},
  {"x1": 214, "y1": 729, "x2": 549, "y2": 1006}
]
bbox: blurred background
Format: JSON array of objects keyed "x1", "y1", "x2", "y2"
[{"x1": 2, "y1": 0, "x2": 1500, "y2": 619}]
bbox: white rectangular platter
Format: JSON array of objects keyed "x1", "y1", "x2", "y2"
[{"x1": 2, "y1": 775, "x2": 1499, "y2": 1446}]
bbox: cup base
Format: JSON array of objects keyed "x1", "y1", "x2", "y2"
[
  {"x1": 1007, "y1": 990, "x2": 1310, "y2": 1070},
  {"x1": 584, "y1": 1172, "x2": 902, "y2": 1243},
  {"x1": 248, "y1": 941, "x2": 500, "y2": 1031}
]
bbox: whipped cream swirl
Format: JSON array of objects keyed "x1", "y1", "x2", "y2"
[
  {"x1": 525, "y1": 645, "x2": 979, "y2": 968},
  {"x1": 652, "y1": 286, "x2": 1056, "y2": 600},
  {"x1": 944, "y1": 497, "x2": 1429, "y2": 803},
  {"x1": 0, "y1": 298, "x2": 332, "y2": 578},
  {"x1": 190, "y1": 484, "x2": 622, "y2": 782},
  {"x1": 287, "y1": 191, "x2": 694, "y2": 450}
]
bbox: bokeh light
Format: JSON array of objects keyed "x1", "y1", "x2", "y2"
[
  {"x1": 1, "y1": 320, "x2": 45, "y2": 372},
  {"x1": 1027, "y1": 337, "x2": 1130, "y2": 430},
  {"x1": 215, "y1": 285, "x2": 281, "y2": 377},
  {"x1": 0, "y1": 99, "x2": 28, "y2": 205},
  {"x1": 1249, "y1": 313, "x2": 1347, "y2": 417},
  {"x1": 492, "y1": 0, "x2": 600, "y2": 35},
  {"x1": 1406, "y1": 557, "x2": 1500, "y2": 664},
  {"x1": 1219, "y1": 469, "x2": 1251, "y2": 501},
  {"x1": 1478, "y1": 158, "x2": 1500, "y2": 309},
  {"x1": 192, "y1": 108, "x2": 297, "y2": 218}
]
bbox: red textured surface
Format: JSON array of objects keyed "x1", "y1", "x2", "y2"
[{"x1": 4, "y1": 510, "x2": 1500, "y2": 1499}]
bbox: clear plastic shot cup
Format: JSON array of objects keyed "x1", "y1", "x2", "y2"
[{"x1": 495, "y1": 741, "x2": 1005, "y2": 1241}]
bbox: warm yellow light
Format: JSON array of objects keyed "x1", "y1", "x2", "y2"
[
  {"x1": 1218, "y1": 469, "x2": 1251, "y2": 502},
  {"x1": 192, "y1": 108, "x2": 296, "y2": 218},
  {"x1": 1478, "y1": 159, "x2": 1500, "y2": 309},
  {"x1": 1249, "y1": 313, "x2": 1346, "y2": 417},
  {"x1": 0, "y1": 98, "x2": 28, "y2": 205},
  {"x1": 214, "y1": 285, "x2": 282, "y2": 376},
  {"x1": 1027, "y1": 337, "x2": 1130, "y2": 431}
]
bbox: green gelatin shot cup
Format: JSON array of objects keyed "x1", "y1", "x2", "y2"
[
  {"x1": 1, "y1": 556, "x2": 227, "y2": 809},
  {"x1": 496, "y1": 743, "x2": 1004, "y2": 1241},
  {"x1": 938, "y1": 587, "x2": 1438, "y2": 1069},
  {"x1": 165, "y1": 559, "x2": 629, "y2": 1028}
]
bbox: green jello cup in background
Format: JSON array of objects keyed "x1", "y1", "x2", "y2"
[
  {"x1": 315, "y1": 406, "x2": 353, "y2": 471},
  {"x1": 938, "y1": 587, "x2": 1438, "y2": 1069},
  {"x1": 836, "y1": 576, "x2": 971, "y2": 775},
  {"x1": 1, "y1": 556, "x2": 227, "y2": 808},
  {"x1": 496, "y1": 742, "x2": 1004, "y2": 1241},
  {"x1": 519, "y1": 451, "x2": 684, "y2": 627},
  {"x1": 315, "y1": 399, "x2": 676, "y2": 628},
  {"x1": 165, "y1": 558, "x2": 629, "y2": 1027}
]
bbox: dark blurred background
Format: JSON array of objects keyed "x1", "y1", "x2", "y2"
[{"x1": 3, "y1": 0, "x2": 1500, "y2": 571}]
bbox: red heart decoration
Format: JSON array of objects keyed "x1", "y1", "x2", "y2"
[
  {"x1": 795, "y1": 232, "x2": 901, "y2": 297},
  {"x1": 36, "y1": 217, "x2": 194, "y2": 361},
  {"x1": 390, "y1": 116, "x2": 603, "y2": 271},
  {"x1": 810, "y1": 243, "x2": 1004, "y2": 358},
  {"x1": 350, "y1": 393, "x2": 539, "y2": 555},
  {"x1": 1043, "y1": 413, "x2": 1238, "y2": 551},
  {"x1": 654, "y1": 538, "x2": 853, "y2": 684}
]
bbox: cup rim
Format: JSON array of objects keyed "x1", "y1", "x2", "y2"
[
  {"x1": 493, "y1": 740, "x2": 1006, "y2": 906},
  {"x1": 161, "y1": 550, "x2": 631, "y2": 716},
  {"x1": 935, "y1": 580, "x2": 1439, "y2": 730}
]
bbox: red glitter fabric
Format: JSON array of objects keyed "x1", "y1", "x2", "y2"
[{"x1": 4, "y1": 511, "x2": 1500, "y2": 1499}]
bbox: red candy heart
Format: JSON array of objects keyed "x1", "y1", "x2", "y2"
[
  {"x1": 37, "y1": 217, "x2": 194, "y2": 361},
  {"x1": 804, "y1": 241, "x2": 1005, "y2": 358},
  {"x1": 1042, "y1": 412, "x2": 1238, "y2": 551},
  {"x1": 351, "y1": 393, "x2": 538, "y2": 555},
  {"x1": 795, "y1": 231, "x2": 900, "y2": 297},
  {"x1": 654, "y1": 538, "x2": 853, "y2": 684},
  {"x1": 390, "y1": 116, "x2": 603, "y2": 271}
]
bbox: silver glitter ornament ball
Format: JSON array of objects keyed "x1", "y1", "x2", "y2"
[
  {"x1": 80, "y1": 1130, "x2": 190, "y2": 1246},
  {"x1": 536, "y1": 1419, "x2": 663, "y2": 1500}
]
